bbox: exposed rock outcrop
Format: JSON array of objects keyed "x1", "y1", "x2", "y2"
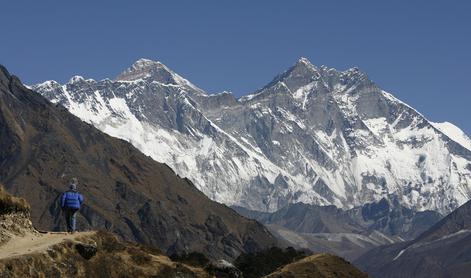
[{"x1": 0, "y1": 186, "x2": 34, "y2": 245}]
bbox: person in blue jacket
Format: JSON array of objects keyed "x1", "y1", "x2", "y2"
[{"x1": 60, "y1": 178, "x2": 84, "y2": 233}]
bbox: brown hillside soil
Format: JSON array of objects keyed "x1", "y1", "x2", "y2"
[
  {"x1": 264, "y1": 254, "x2": 368, "y2": 278},
  {"x1": 0, "y1": 231, "x2": 211, "y2": 278},
  {"x1": 0, "y1": 186, "x2": 34, "y2": 245},
  {"x1": 0, "y1": 185, "x2": 211, "y2": 277},
  {"x1": 0, "y1": 231, "x2": 94, "y2": 260}
]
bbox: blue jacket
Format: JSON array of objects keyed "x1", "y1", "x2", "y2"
[{"x1": 61, "y1": 190, "x2": 84, "y2": 209}]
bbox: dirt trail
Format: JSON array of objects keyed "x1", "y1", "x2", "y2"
[{"x1": 0, "y1": 231, "x2": 95, "y2": 260}]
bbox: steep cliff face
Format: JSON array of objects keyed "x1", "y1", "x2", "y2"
[
  {"x1": 0, "y1": 65, "x2": 278, "y2": 260},
  {"x1": 34, "y1": 58, "x2": 471, "y2": 214}
]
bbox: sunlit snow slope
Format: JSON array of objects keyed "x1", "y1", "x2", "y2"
[
  {"x1": 33, "y1": 58, "x2": 471, "y2": 214},
  {"x1": 431, "y1": 122, "x2": 471, "y2": 151}
]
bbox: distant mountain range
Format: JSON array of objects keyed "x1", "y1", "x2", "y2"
[
  {"x1": 33, "y1": 58, "x2": 471, "y2": 215},
  {"x1": 233, "y1": 197, "x2": 441, "y2": 260}
]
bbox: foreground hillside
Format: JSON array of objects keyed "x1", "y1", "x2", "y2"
[
  {"x1": 0, "y1": 231, "x2": 214, "y2": 278},
  {"x1": 264, "y1": 254, "x2": 368, "y2": 278},
  {"x1": 0, "y1": 187, "x2": 367, "y2": 277},
  {"x1": 0, "y1": 65, "x2": 278, "y2": 260},
  {"x1": 0, "y1": 186, "x2": 210, "y2": 277}
]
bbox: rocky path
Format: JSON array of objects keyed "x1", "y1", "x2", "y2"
[{"x1": 0, "y1": 231, "x2": 95, "y2": 260}]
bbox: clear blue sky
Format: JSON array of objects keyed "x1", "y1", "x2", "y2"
[{"x1": 1, "y1": 1, "x2": 470, "y2": 135}]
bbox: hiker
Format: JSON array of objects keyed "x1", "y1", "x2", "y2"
[{"x1": 60, "y1": 178, "x2": 84, "y2": 233}]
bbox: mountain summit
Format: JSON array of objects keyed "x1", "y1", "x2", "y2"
[
  {"x1": 115, "y1": 58, "x2": 204, "y2": 93},
  {"x1": 33, "y1": 58, "x2": 471, "y2": 215}
]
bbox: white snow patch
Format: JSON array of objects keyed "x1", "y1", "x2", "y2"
[{"x1": 431, "y1": 122, "x2": 471, "y2": 151}]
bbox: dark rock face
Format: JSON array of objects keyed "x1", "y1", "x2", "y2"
[
  {"x1": 75, "y1": 243, "x2": 97, "y2": 260},
  {"x1": 355, "y1": 200, "x2": 471, "y2": 278},
  {"x1": 0, "y1": 65, "x2": 278, "y2": 260},
  {"x1": 414, "y1": 199, "x2": 471, "y2": 242},
  {"x1": 358, "y1": 197, "x2": 442, "y2": 239}
]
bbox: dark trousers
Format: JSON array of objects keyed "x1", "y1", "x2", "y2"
[{"x1": 64, "y1": 207, "x2": 79, "y2": 232}]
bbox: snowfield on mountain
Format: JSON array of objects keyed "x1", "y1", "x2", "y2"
[{"x1": 33, "y1": 58, "x2": 471, "y2": 215}]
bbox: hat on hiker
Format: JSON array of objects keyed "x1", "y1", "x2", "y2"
[{"x1": 69, "y1": 178, "x2": 78, "y2": 190}]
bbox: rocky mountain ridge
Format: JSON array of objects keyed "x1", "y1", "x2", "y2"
[
  {"x1": 355, "y1": 199, "x2": 471, "y2": 278},
  {"x1": 33, "y1": 58, "x2": 471, "y2": 215}
]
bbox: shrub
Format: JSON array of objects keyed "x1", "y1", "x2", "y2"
[
  {"x1": 170, "y1": 251, "x2": 210, "y2": 267},
  {"x1": 234, "y1": 247, "x2": 309, "y2": 278},
  {"x1": 128, "y1": 246, "x2": 153, "y2": 265},
  {"x1": 0, "y1": 186, "x2": 30, "y2": 214}
]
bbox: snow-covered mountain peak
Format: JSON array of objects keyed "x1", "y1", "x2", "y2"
[
  {"x1": 240, "y1": 58, "x2": 323, "y2": 102},
  {"x1": 342, "y1": 66, "x2": 367, "y2": 79},
  {"x1": 124, "y1": 58, "x2": 172, "y2": 76},
  {"x1": 36, "y1": 80, "x2": 61, "y2": 89},
  {"x1": 114, "y1": 58, "x2": 205, "y2": 94},
  {"x1": 133, "y1": 58, "x2": 164, "y2": 68},
  {"x1": 68, "y1": 75, "x2": 87, "y2": 84},
  {"x1": 241, "y1": 59, "x2": 372, "y2": 104},
  {"x1": 296, "y1": 57, "x2": 316, "y2": 68},
  {"x1": 291, "y1": 58, "x2": 367, "y2": 82},
  {"x1": 210, "y1": 91, "x2": 233, "y2": 97},
  {"x1": 116, "y1": 58, "x2": 173, "y2": 81},
  {"x1": 272, "y1": 59, "x2": 370, "y2": 96}
]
